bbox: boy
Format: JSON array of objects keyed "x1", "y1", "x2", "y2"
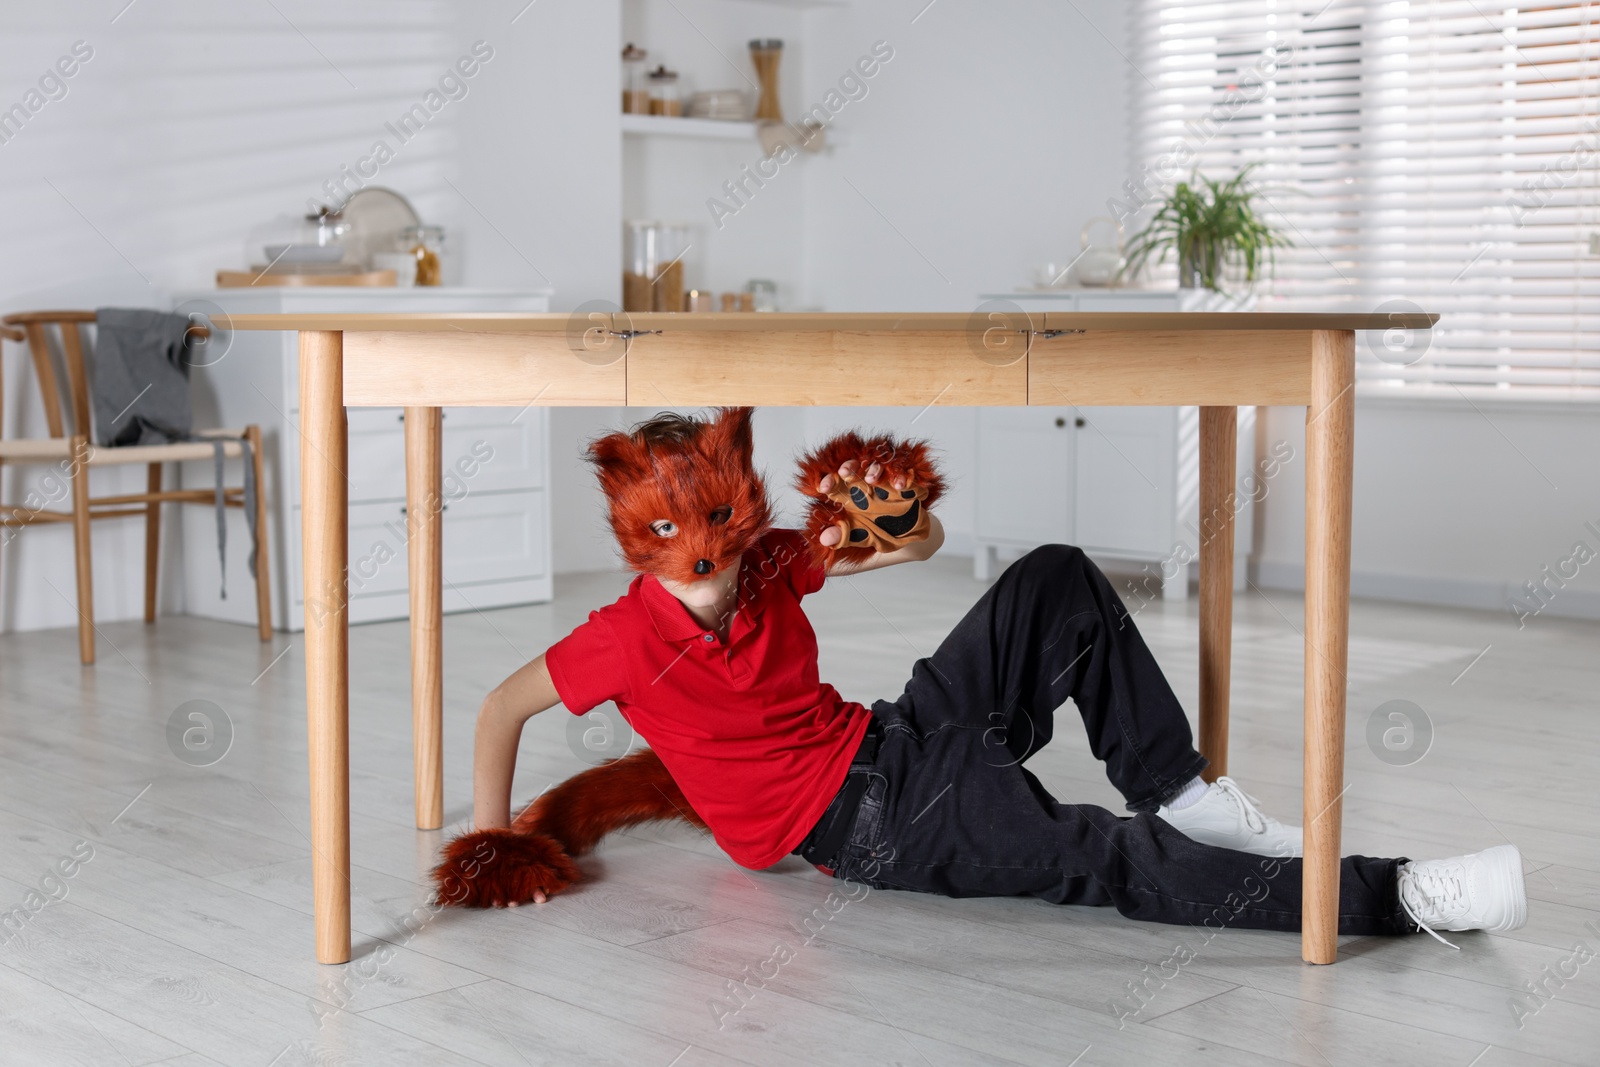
[{"x1": 438, "y1": 407, "x2": 1525, "y2": 949}]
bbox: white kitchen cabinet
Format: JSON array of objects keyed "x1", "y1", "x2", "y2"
[
  {"x1": 975, "y1": 408, "x2": 1075, "y2": 547},
  {"x1": 172, "y1": 287, "x2": 554, "y2": 631},
  {"x1": 973, "y1": 288, "x2": 1257, "y2": 597}
]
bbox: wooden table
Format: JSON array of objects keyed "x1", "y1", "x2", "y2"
[{"x1": 230, "y1": 309, "x2": 1436, "y2": 967}]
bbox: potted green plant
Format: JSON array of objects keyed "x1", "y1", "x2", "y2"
[{"x1": 1118, "y1": 164, "x2": 1291, "y2": 292}]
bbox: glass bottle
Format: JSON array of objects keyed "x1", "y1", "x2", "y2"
[
  {"x1": 749, "y1": 40, "x2": 783, "y2": 122},
  {"x1": 399, "y1": 224, "x2": 445, "y2": 287}
]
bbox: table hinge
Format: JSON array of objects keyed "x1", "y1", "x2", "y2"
[
  {"x1": 1033, "y1": 329, "x2": 1086, "y2": 339},
  {"x1": 604, "y1": 328, "x2": 664, "y2": 340}
]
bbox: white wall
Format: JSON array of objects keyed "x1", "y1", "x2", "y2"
[
  {"x1": 452, "y1": 1, "x2": 623, "y2": 576},
  {"x1": 1253, "y1": 398, "x2": 1600, "y2": 625},
  {"x1": 0, "y1": 0, "x2": 623, "y2": 630},
  {"x1": 796, "y1": 0, "x2": 1133, "y2": 311}
]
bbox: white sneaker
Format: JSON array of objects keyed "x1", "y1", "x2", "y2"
[
  {"x1": 1398, "y1": 844, "x2": 1528, "y2": 948},
  {"x1": 1155, "y1": 776, "x2": 1303, "y2": 858}
]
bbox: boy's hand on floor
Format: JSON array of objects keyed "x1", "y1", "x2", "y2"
[{"x1": 431, "y1": 827, "x2": 580, "y2": 908}]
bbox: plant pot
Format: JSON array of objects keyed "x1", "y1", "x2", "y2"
[{"x1": 1179, "y1": 238, "x2": 1215, "y2": 290}]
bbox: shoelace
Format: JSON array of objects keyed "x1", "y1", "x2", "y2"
[
  {"x1": 1397, "y1": 862, "x2": 1464, "y2": 950},
  {"x1": 1212, "y1": 776, "x2": 1270, "y2": 835}
]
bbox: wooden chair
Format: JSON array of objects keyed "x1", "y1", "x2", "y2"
[{"x1": 0, "y1": 310, "x2": 271, "y2": 663}]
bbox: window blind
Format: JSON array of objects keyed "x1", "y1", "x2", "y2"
[{"x1": 1125, "y1": 1, "x2": 1599, "y2": 398}]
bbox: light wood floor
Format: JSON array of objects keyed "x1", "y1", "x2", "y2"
[{"x1": 0, "y1": 552, "x2": 1595, "y2": 1066}]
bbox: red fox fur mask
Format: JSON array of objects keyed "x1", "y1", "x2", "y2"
[
  {"x1": 589, "y1": 404, "x2": 775, "y2": 585},
  {"x1": 432, "y1": 406, "x2": 944, "y2": 908}
]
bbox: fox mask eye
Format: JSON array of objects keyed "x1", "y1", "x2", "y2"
[{"x1": 651, "y1": 505, "x2": 730, "y2": 538}]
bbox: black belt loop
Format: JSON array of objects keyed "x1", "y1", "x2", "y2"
[
  {"x1": 800, "y1": 716, "x2": 883, "y2": 867},
  {"x1": 855, "y1": 715, "x2": 883, "y2": 766}
]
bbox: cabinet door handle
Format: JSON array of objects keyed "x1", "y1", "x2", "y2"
[
  {"x1": 400, "y1": 504, "x2": 448, "y2": 514},
  {"x1": 1054, "y1": 417, "x2": 1066, "y2": 428},
  {"x1": 397, "y1": 412, "x2": 446, "y2": 421},
  {"x1": 1075, "y1": 417, "x2": 1086, "y2": 428}
]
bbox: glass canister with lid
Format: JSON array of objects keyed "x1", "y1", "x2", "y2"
[
  {"x1": 746, "y1": 279, "x2": 778, "y2": 312},
  {"x1": 621, "y1": 44, "x2": 649, "y2": 114},
  {"x1": 647, "y1": 65, "x2": 682, "y2": 117},
  {"x1": 624, "y1": 221, "x2": 693, "y2": 312}
]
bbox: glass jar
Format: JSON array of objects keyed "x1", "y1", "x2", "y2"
[
  {"x1": 250, "y1": 207, "x2": 350, "y2": 272},
  {"x1": 623, "y1": 221, "x2": 693, "y2": 312},
  {"x1": 621, "y1": 44, "x2": 649, "y2": 114},
  {"x1": 305, "y1": 206, "x2": 349, "y2": 251},
  {"x1": 399, "y1": 224, "x2": 445, "y2": 287},
  {"x1": 746, "y1": 279, "x2": 778, "y2": 312},
  {"x1": 648, "y1": 66, "x2": 682, "y2": 117}
]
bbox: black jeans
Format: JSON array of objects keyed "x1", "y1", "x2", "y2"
[{"x1": 802, "y1": 544, "x2": 1412, "y2": 936}]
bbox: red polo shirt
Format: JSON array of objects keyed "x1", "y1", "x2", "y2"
[{"x1": 543, "y1": 527, "x2": 872, "y2": 869}]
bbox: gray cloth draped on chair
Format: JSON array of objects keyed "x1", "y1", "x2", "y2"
[{"x1": 91, "y1": 307, "x2": 257, "y2": 598}]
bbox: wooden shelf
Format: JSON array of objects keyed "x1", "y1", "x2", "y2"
[{"x1": 620, "y1": 113, "x2": 757, "y2": 141}]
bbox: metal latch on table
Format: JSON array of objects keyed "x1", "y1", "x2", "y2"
[
  {"x1": 604, "y1": 329, "x2": 664, "y2": 340},
  {"x1": 1032, "y1": 329, "x2": 1087, "y2": 339}
]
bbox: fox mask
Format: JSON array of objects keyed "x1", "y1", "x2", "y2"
[{"x1": 587, "y1": 406, "x2": 775, "y2": 585}]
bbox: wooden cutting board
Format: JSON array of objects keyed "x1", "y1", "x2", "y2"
[{"x1": 216, "y1": 268, "x2": 397, "y2": 288}]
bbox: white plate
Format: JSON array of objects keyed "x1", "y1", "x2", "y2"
[{"x1": 340, "y1": 187, "x2": 422, "y2": 268}]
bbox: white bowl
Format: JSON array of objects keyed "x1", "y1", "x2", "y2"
[
  {"x1": 372, "y1": 251, "x2": 417, "y2": 287},
  {"x1": 264, "y1": 243, "x2": 345, "y2": 265}
]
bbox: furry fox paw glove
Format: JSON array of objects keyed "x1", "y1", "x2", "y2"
[{"x1": 795, "y1": 431, "x2": 947, "y2": 570}]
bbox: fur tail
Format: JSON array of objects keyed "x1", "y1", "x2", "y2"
[
  {"x1": 431, "y1": 748, "x2": 706, "y2": 908},
  {"x1": 511, "y1": 746, "x2": 708, "y2": 854}
]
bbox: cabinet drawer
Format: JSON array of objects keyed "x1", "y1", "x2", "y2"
[
  {"x1": 345, "y1": 408, "x2": 407, "y2": 503},
  {"x1": 297, "y1": 489, "x2": 548, "y2": 607},
  {"x1": 443, "y1": 409, "x2": 545, "y2": 495},
  {"x1": 435, "y1": 488, "x2": 548, "y2": 587},
  {"x1": 344, "y1": 407, "x2": 545, "y2": 503}
]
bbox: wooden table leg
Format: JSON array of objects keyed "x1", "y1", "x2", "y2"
[
  {"x1": 1198, "y1": 406, "x2": 1237, "y2": 783},
  {"x1": 1303, "y1": 329, "x2": 1355, "y2": 965},
  {"x1": 299, "y1": 330, "x2": 351, "y2": 965},
  {"x1": 405, "y1": 407, "x2": 444, "y2": 831}
]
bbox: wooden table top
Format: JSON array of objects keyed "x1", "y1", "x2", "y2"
[{"x1": 225, "y1": 310, "x2": 1439, "y2": 333}]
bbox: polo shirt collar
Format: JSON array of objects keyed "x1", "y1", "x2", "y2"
[
  {"x1": 640, "y1": 557, "x2": 766, "y2": 643},
  {"x1": 641, "y1": 575, "x2": 706, "y2": 641}
]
